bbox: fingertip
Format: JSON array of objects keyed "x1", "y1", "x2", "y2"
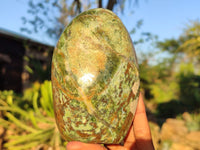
[
  {"x1": 136, "y1": 92, "x2": 146, "y2": 114},
  {"x1": 133, "y1": 93, "x2": 155, "y2": 149},
  {"x1": 66, "y1": 141, "x2": 107, "y2": 150},
  {"x1": 66, "y1": 141, "x2": 82, "y2": 150}
]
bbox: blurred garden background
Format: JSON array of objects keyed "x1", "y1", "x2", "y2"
[{"x1": 0, "y1": 0, "x2": 200, "y2": 149}]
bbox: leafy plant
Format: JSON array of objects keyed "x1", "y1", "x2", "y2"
[
  {"x1": 186, "y1": 113, "x2": 200, "y2": 131},
  {"x1": 150, "y1": 79, "x2": 180, "y2": 104},
  {"x1": 0, "y1": 81, "x2": 65, "y2": 150}
]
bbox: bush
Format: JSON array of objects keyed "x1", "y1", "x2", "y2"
[{"x1": 0, "y1": 81, "x2": 65, "y2": 150}]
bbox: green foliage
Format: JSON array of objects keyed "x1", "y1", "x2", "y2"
[
  {"x1": 160, "y1": 140, "x2": 172, "y2": 150},
  {"x1": 22, "y1": 0, "x2": 140, "y2": 40},
  {"x1": 187, "y1": 113, "x2": 200, "y2": 131},
  {"x1": 157, "y1": 20, "x2": 200, "y2": 64},
  {"x1": 140, "y1": 20, "x2": 200, "y2": 120},
  {"x1": 179, "y1": 21, "x2": 200, "y2": 60},
  {"x1": 157, "y1": 38, "x2": 181, "y2": 53},
  {"x1": 40, "y1": 80, "x2": 54, "y2": 117},
  {"x1": 139, "y1": 52, "x2": 159, "y2": 99},
  {"x1": 176, "y1": 112, "x2": 200, "y2": 132},
  {"x1": 186, "y1": 118, "x2": 200, "y2": 132},
  {"x1": 139, "y1": 53, "x2": 177, "y2": 101},
  {"x1": 0, "y1": 81, "x2": 65, "y2": 150},
  {"x1": 29, "y1": 59, "x2": 52, "y2": 81},
  {"x1": 176, "y1": 63, "x2": 200, "y2": 107},
  {"x1": 0, "y1": 90, "x2": 15, "y2": 106},
  {"x1": 23, "y1": 44, "x2": 53, "y2": 83},
  {"x1": 150, "y1": 79, "x2": 179, "y2": 103}
]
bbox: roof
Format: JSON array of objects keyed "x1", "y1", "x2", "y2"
[{"x1": 0, "y1": 27, "x2": 54, "y2": 47}]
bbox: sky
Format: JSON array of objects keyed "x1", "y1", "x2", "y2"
[
  {"x1": 129, "y1": 0, "x2": 200, "y2": 40},
  {"x1": 0, "y1": 0, "x2": 199, "y2": 52}
]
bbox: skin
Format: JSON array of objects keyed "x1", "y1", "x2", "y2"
[{"x1": 66, "y1": 93, "x2": 155, "y2": 150}]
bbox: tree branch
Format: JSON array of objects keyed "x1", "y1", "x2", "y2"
[
  {"x1": 98, "y1": 0, "x2": 102, "y2": 8},
  {"x1": 75, "y1": 0, "x2": 81, "y2": 13},
  {"x1": 106, "y1": 0, "x2": 117, "y2": 10}
]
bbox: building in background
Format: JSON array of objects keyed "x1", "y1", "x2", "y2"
[{"x1": 0, "y1": 28, "x2": 53, "y2": 93}]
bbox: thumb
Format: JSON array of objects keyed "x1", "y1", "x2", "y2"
[{"x1": 66, "y1": 141, "x2": 107, "y2": 150}]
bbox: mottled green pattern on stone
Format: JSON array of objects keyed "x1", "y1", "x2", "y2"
[{"x1": 52, "y1": 8, "x2": 140, "y2": 144}]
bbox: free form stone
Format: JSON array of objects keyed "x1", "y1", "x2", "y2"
[{"x1": 51, "y1": 8, "x2": 140, "y2": 144}]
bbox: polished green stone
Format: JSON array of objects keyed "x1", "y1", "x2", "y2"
[{"x1": 51, "y1": 8, "x2": 140, "y2": 144}]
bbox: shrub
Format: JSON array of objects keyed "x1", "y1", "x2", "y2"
[{"x1": 0, "y1": 81, "x2": 65, "y2": 150}]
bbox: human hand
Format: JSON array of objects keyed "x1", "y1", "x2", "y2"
[{"x1": 66, "y1": 93, "x2": 155, "y2": 150}]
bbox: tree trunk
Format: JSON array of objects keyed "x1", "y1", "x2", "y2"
[{"x1": 106, "y1": 0, "x2": 117, "y2": 10}]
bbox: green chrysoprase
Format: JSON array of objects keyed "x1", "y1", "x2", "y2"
[{"x1": 51, "y1": 8, "x2": 140, "y2": 144}]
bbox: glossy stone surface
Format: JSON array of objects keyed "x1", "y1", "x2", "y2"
[{"x1": 51, "y1": 8, "x2": 140, "y2": 144}]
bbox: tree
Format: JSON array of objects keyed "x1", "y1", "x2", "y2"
[
  {"x1": 155, "y1": 20, "x2": 200, "y2": 111},
  {"x1": 157, "y1": 20, "x2": 200, "y2": 65},
  {"x1": 21, "y1": 0, "x2": 140, "y2": 42}
]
